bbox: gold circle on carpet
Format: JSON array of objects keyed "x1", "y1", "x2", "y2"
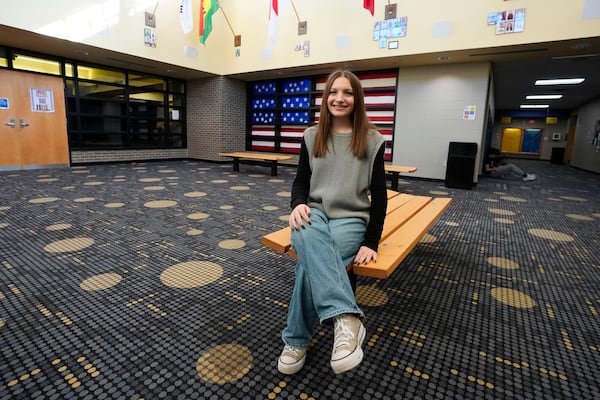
[
  {"x1": 269, "y1": 179, "x2": 285, "y2": 183},
  {"x1": 566, "y1": 214, "x2": 593, "y2": 221},
  {"x1": 430, "y1": 190, "x2": 448, "y2": 196},
  {"x1": 419, "y1": 233, "x2": 436, "y2": 243},
  {"x1": 593, "y1": 213, "x2": 600, "y2": 218},
  {"x1": 44, "y1": 237, "x2": 95, "y2": 253},
  {"x1": 277, "y1": 191, "x2": 291, "y2": 197},
  {"x1": 105, "y1": 203, "x2": 125, "y2": 208},
  {"x1": 484, "y1": 198, "x2": 499, "y2": 203},
  {"x1": 37, "y1": 178, "x2": 58, "y2": 182},
  {"x1": 263, "y1": 205, "x2": 279, "y2": 211},
  {"x1": 547, "y1": 198, "x2": 562, "y2": 202},
  {"x1": 219, "y1": 239, "x2": 245, "y2": 249},
  {"x1": 158, "y1": 169, "x2": 176, "y2": 173},
  {"x1": 0, "y1": 206, "x2": 10, "y2": 211},
  {"x1": 80, "y1": 273, "x2": 122, "y2": 291},
  {"x1": 46, "y1": 223, "x2": 72, "y2": 231},
  {"x1": 279, "y1": 215, "x2": 289, "y2": 222},
  {"x1": 139, "y1": 178, "x2": 161, "y2": 182},
  {"x1": 445, "y1": 221, "x2": 459, "y2": 226},
  {"x1": 83, "y1": 181, "x2": 104, "y2": 186},
  {"x1": 356, "y1": 285, "x2": 389, "y2": 307},
  {"x1": 494, "y1": 218, "x2": 514, "y2": 224},
  {"x1": 488, "y1": 208, "x2": 515, "y2": 216},
  {"x1": 487, "y1": 257, "x2": 519, "y2": 270},
  {"x1": 187, "y1": 229, "x2": 203, "y2": 236},
  {"x1": 196, "y1": 344, "x2": 253, "y2": 385},
  {"x1": 29, "y1": 197, "x2": 60, "y2": 204},
  {"x1": 559, "y1": 196, "x2": 587, "y2": 202},
  {"x1": 528, "y1": 228, "x2": 574, "y2": 242},
  {"x1": 0, "y1": 223, "x2": 9, "y2": 228},
  {"x1": 160, "y1": 261, "x2": 223, "y2": 288},
  {"x1": 184, "y1": 191, "x2": 207, "y2": 198},
  {"x1": 501, "y1": 196, "x2": 527, "y2": 203},
  {"x1": 144, "y1": 200, "x2": 177, "y2": 208},
  {"x1": 144, "y1": 186, "x2": 166, "y2": 191},
  {"x1": 74, "y1": 197, "x2": 95, "y2": 203},
  {"x1": 249, "y1": 174, "x2": 265, "y2": 178},
  {"x1": 230, "y1": 186, "x2": 250, "y2": 191},
  {"x1": 188, "y1": 212, "x2": 209, "y2": 220},
  {"x1": 220, "y1": 205, "x2": 234, "y2": 210},
  {"x1": 490, "y1": 288, "x2": 535, "y2": 309},
  {"x1": 211, "y1": 179, "x2": 228, "y2": 184}
]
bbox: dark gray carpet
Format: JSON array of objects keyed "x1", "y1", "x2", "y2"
[{"x1": 0, "y1": 159, "x2": 598, "y2": 399}]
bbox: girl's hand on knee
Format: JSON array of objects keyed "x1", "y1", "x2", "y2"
[
  {"x1": 354, "y1": 246, "x2": 377, "y2": 265},
  {"x1": 289, "y1": 204, "x2": 311, "y2": 230}
]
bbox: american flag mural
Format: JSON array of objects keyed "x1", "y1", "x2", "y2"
[{"x1": 249, "y1": 70, "x2": 397, "y2": 159}]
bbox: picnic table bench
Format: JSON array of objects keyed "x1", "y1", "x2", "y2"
[
  {"x1": 219, "y1": 151, "x2": 293, "y2": 176},
  {"x1": 385, "y1": 164, "x2": 417, "y2": 190},
  {"x1": 262, "y1": 190, "x2": 452, "y2": 279}
]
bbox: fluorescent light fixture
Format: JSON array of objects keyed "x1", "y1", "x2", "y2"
[
  {"x1": 535, "y1": 78, "x2": 584, "y2": 85},
  {"x1": 520, "y1": 104, "x2": 549, "y2": 109},
  {"x1": 526, "y1": 95, "x2": 563, "y2": 100}
]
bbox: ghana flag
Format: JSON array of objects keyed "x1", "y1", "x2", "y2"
[{"x1": 199, "y1": 0, "x2": 219, "y2": 45}]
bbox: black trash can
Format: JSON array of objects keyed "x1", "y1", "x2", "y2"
[
  {"x1": 445, "y1": 142, "x2": 477, "y2": 189},
  {"x1": 550, "y1": 147, "x2": 565, "y2": 164}
]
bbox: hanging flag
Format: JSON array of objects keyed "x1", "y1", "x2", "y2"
[
  {"x1": 179, "y1": 0, "x2": 193, "y2": 33},
  {"x1": 199, "y1": 0, "x2": 220, "y2": 45},
  {"x1": 363, "y1": 0, "x2": 375, "y2": 16},
  {"x1": 267, "y1": 0, "x2": 278, "y2": 47}
]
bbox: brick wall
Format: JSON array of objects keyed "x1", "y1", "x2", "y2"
[
  {"x1": 187, "y1": 76, "x2": 246, "y2": 160},
  {"x1": 70, "y1": 149, "x2": 188, "y2": 164}
]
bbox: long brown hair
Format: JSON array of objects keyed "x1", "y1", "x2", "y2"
[{"x1": 314, "y1": 69, "x2": 375, "y2": 159}]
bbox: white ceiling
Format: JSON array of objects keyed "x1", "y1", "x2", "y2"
[{"x1": 2, "y1": 24, "x2": 599, "y2": 113}]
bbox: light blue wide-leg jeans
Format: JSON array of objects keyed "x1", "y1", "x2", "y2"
[{"x1": 282, "y1": 207, "x2": 366, "y2": 348}]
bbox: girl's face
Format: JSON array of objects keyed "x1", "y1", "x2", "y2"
[{"x1": 327, "y1": 76, "x2": 355, "y2": 119}]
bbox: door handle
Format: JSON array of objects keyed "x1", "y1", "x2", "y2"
[
  {"x1": 4, "y1": 117, "x2": 15, "y2": 128},
  {"x1": 19, "y1": 118, "x2": 30, "y2": 128}
]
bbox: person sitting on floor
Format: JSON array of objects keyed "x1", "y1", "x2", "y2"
[{"x1": 483, "y1": 148, "x2": 536, "y2": 181}]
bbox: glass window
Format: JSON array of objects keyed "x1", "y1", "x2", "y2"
[
  {"x1": 0, "y1": 47, "x2": 7, "y2": 68},
  {"x1": 129, "y1": 91, "x2": 165, "y2": 103},
  {"x1": 65, "y1": 79, "x2": 77, "y2": 96},
  {"x1": 13, "y1": 53, "x2": 60, "y2": 75},
  {"x1": 128, "y1": 73, "x2": 166, "y2": 90},
  {"x1": 64, "y1": 63, "x2": 74, "y2": 77},
  {"x1": 77, "y1": 65, "x2": 125, "y2": 84},
  {"x1": 168, "y1": 94, "x2": 185, "y2": 107},
  {"x1": 78, "y1": 81, "x2": 126, "y2": 100},
  {"x1": 168, "y1": 79, "x2": 185, "y2": 93}
]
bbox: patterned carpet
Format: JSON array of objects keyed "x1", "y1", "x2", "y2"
[{"x1": 0, "y1": 158, "x2": 598, "y2": 400}]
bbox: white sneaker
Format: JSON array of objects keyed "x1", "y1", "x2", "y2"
[
  {"x1": 523, "y1": 173, "x2": 536, "y2": 181},
  {"x1": 330, "y1": 315, "x2": 366, "y2": 374},
  {"x1": 277, "y1": 344, "x2": 306, "y2": 375}
]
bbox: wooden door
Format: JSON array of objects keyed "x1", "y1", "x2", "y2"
[{"x1": 0, "y1": 70, "x2": 69, "y2": 171}]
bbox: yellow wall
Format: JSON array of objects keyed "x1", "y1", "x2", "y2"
[{"x1": 1, "y1": 0, "x2": 600, "y2": 76}]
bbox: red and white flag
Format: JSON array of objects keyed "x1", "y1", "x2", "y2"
[
  {"x1": 268, "y1": 0, "x2": 278, "y2": 47},
  {"x1": 363, "y1": 0, "x2": 375, "y2": 16}
]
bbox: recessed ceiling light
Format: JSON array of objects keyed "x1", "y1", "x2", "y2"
[
  {"x1": 571, "y1": 43, "x2": 590, "y2": 50},
  {"x1": 535, "y1": 78, "x2": 585, "y2": 85},
  {"x1": 520, "y1": 104, "x2": 549, "y2": 109},
  {"x1": 526, "y1": 95, "x2": 563, "y2": 100}
]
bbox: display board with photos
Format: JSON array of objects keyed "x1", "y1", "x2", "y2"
[{"x1": 489, "y1": 8, "x2": 526, "y2": 35}]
